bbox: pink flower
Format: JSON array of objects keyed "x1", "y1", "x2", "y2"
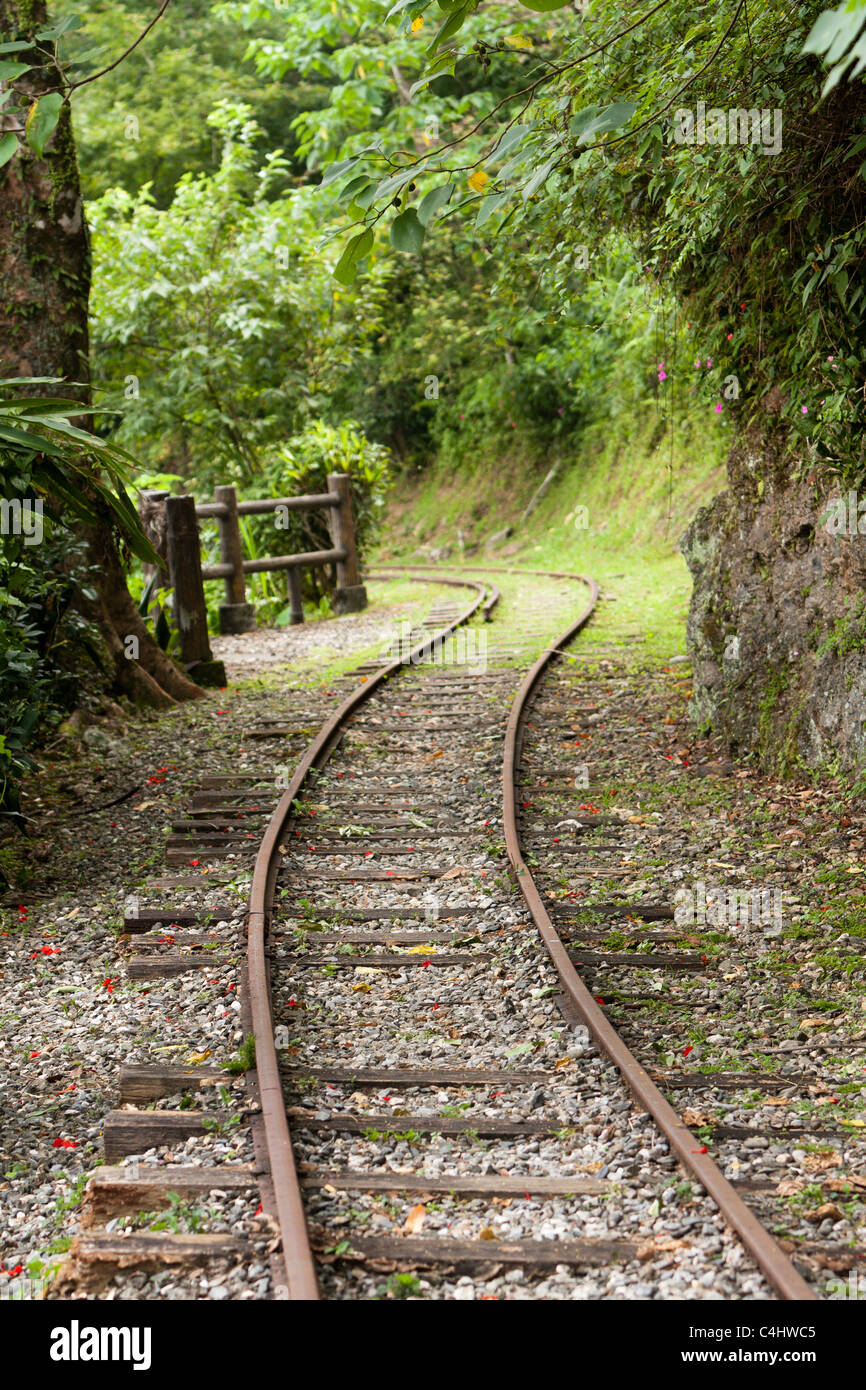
[
  {"x1": 695, "y1": 359, "x2": 701, "y2": 368},
  {"x1": 658, "y1": 370, "x2": 667, "y2": 381},
  {"x1": 727, "y1": 333, "x2": 733, "y2": 340},
  {"x1": 715, "y1": 402, "x2": 723, "y2": 413},
  {"x1": 801, "y1": 405, "x2": 808, "y2": 414}
]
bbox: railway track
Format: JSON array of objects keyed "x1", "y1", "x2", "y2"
[{"x1": 54, "y1": 566, "x2": 864, "y2": 1300}]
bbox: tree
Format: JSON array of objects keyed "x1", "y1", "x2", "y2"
[{"x1": 0, "y1": 0, "x2": 203, "y2": 707}]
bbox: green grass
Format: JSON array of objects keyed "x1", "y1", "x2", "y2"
[{"x1": 377, "y1": 412, "x2": 726, "y2": 668}]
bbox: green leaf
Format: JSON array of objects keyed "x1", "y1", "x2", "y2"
[
  {"x1": 475, "y1": 191, "x2": 510, "y2": 227},
  {"x1": 25, "y1": 93, "x2": 63, "y2": 158},
  {"x1": 333, "y1": 228, "x2": 374, "y2": 285},
  {"x1": 371, "y1": 165, "x2": 421, "y2": 202},
  {"x1": 408, "y1": 50, "x2": 456, "y2": 97},
  {"x1": 575, "y1": 101, "x2": 638, "y2": 144},
  {"x1": 0, "y1": 132, "x2": 17, "y2": 168},
  {"x1": 320, "y1": 154, "x2": 361, "y2": 187},
  {"x1": 427, "y1": 2, "x2": 471, "y2": 53},
  {"x1": 0, "y1": 60, "x2": 31, "y2": 81},
  {"x1": 417, "y1": 182, "x2": 454, "y2": 226},
  {"x1": 390, "y1": 207, "x2": 426, "y2": 253},
  {"x1": 519, "y1": 0, "x2": 573, "y2": 9},
  {"x1": 36, "y1": 16, "x2": 84, "y2": 40},
  {"x1": 490, "y1": 123, "x2": 533, "y2": 162},
  {"x1": 803, "y1": 9, "x2": 846, "y2": 55},
  {"x1": 523, "y1": 156, "x2": 557, "y2": 200},
  {"x1": 340, "y1": 174, "x2": 372, "y2": 203},
  {"x1": 0, "y1": 42, "x2": 31, "y2": 54},
  {"x1": 0, "y1": 421, "x2": 62, "y2": 454}
]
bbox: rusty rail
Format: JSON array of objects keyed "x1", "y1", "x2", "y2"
[
  {"x1": 246, "y1": 573, "x2": 491, "y2": 1299},
  {"x1": 499, "y1": 571, "x2": 816, "y2": 1302}
]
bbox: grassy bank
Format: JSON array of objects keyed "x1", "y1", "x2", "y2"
[{"x1": 376, "y1": 412, "x2": 728, "y2": 665}]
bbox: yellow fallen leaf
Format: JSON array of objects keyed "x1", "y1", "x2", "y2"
[
  {"x1": 352, "y1": 982, "x2": 371, "y2": 993},
  {"x1": 403, "y1": 1203, "x2": 426, "y2": 1233},
  {"x1": 408, "y1": 945, "x2": 437, "y2": 954},
  {"x1": 468, "y1": 169, "x2": 489, "y2": 193},
  {"x1": 185, "y1": 1050, "x2": 211, "y2": 1065},
  {"x1": 479, "y1": 1226, "x2": 498, "y2": 1241},
  {"x1": 554, "y1": 1056, "x2": 572, "y2": 1070}
]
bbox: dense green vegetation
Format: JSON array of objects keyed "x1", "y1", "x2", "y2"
[{"x1": 2, "y1": 0, "x2": 866, "y2": 837}]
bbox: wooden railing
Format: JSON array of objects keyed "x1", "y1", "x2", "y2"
[{"x1": 140, "y1": 473, "x2": 366, "y2": 687}]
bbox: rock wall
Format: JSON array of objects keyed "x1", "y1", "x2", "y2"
[{"x1": 680, "y1": 431, "x2": 866, "y2": 775}]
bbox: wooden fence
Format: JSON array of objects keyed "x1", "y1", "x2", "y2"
[{"x1": 140, "y1": 472, "x2": 366, "y2": 687}]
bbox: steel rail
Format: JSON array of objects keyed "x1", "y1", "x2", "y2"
[
  {"x1": 500, "y1": 571, "x2": 817, "y2": 1302},
  {"x1": 246, "y1": 573, "x2": 490, "y2": 1299}
]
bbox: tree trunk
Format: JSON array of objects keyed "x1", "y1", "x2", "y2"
[{"x1": 0, "y1": 0, "x2": 203, "y2": 706}]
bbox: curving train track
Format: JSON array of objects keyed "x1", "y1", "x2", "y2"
[{"x1": 56, "y1": 565, "x2": 866, "y2": 1301}]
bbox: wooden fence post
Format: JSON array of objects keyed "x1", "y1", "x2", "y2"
[
  {"x1": 287, "y1": 567, "x2": 304, "y2": 625},
  {"x1": 214, "y1": 484, "x2": 257, "y2": 635},
  {"x1": 165, "y1": 494, "x2": 226, "y2": 687},
  {"x1": 327, "y1": 472, "x2": 367, "y2": 614}
]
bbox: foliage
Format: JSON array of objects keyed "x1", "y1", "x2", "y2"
[
  {"x1": 0, "y1": 379, "x2": 157, "y2": 561},
  {"x1": 0, "y1": 382, "x2": 160, "y2": 829},
  {"x1": 210, "y1": 420, "x2": 392, "y2": 621},
  {"x1": 35, "y1": 0, "x2": 310, "y2": 204},
  {"x1": 88, "y1": 103, "x2": 392, "y2": 483},
  {"x1": 313, "y1": 0, "x2": 866, "y2": 480}
]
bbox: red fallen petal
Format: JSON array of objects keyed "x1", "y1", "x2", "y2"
[
  {"x1": 29, "y1": 1051, "x2": 40, "y2": 1058},
  {"x1": 255, "y1": 1202, "x2": 262, "y2": 1215},
  {"x1": 421, "y1": 960, "x2": 431, "y2": 968},
  {"x1": 491, "y1": 1091, "x2": 504, "y2": 1098},
  {"x1": 525, "y1": 1192, "x2": 531, "y2": 1200},
  {"x1": 595, "y1": 996, "x2": 605, "y2": 1005},
  {"x1": 189, "y1": 860, "x2": 201, "y2": 866},
  {"x1": 692, "y1": 1146, "x2": 708, "y2": 1154},
  {"x1": 683, "y1": 1045, "x2": 693, "y2": 1057}
]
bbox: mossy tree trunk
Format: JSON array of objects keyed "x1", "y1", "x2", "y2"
[{"x1": 0, "y1": 0, "x2": 203, "y2": 707}]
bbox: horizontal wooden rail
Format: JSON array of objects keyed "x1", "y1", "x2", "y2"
[
  {"x1": 151, "y1": 474, "x2": 366, "y2": 663},
  {"x1": 237, "y1": 492, "x2": 340, "y2": 515},
  {"x1": 194, "y1": 492, "x2": 340, "y2": 521},
  {"x1": 201, "y1": 546, "x2": 347, "y2": 581}
]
